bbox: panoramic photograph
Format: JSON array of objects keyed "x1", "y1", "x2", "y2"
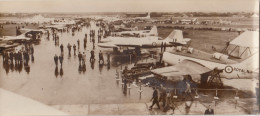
[{"x1": 0, "y1": 0, "x2": 259, "y2": 115}]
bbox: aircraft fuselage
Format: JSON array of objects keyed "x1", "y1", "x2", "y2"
[{"x1": 162, "y1": 52, "x2": 258, "y2": 79}]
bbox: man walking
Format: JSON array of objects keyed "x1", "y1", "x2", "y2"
[
  {"x1": 90, "y1": 50, "x2": 95, "y2": 62},
  {"x1": 82, "y1": 52, "x2": 86, "y2": 65},
  {"x1": 59, "y1": 55, "x2": 63, "y2": 67},
  {"x1": 150, "y1": 87, "x2": 160, "y2": 109},
  {"x1": 182, "y1": 80, "x2": 193, "y2": 101},
  {"x1": 159, "y1": 84, "x2": 167, "y2": 108},
  {"x1": 30, "y1": 45, "x2": 34, "y2": 55},
  {"x1": 78, "y1": 52, "x2": 82, "y2": 65},
  {"x1": 54, "y1": 54, "x2": 58, "y2": 66},
  {"x1": 84, "y1": 34, "x2": 87, "y2": 48},
  {"x1": 73, "y1": 44, "x2": 76, "y2": 55},
  {"x1": 67, "y1": 43, "x2": 72, "y2": 54},
  {"x1": 98, "y1": 50, "x2": 104, "y2": 64},
  {"x1": 60, "y1": 44, "x2": 64, "y2": 53},
  {"x1": 9, "y1": 51, "x2": 14, "y2": 65},
  {"x1": 77, "y1": 39, "x2": 80, "y2": 49}
]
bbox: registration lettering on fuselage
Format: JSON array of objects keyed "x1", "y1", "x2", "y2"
[{"x1": 225, "y1": 66, "x2": 249, "y2": 73}]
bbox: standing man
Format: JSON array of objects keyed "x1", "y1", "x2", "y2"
[
  {"x1": 14, "y1": 52, "x2": 17, "y2": 64},
  {"x1": 82, "y1": 52, "x2": 86, "y2": 65},
  {"x1": 47, "y1": 30, "x2": 50, "y2": 39},
  {"x1": 84, "y1": 36, "x2": 87, "y2": 49},
  {"x1": 54, "y1": 54, "x2": 58, "y2": 66},
  {"x1": 56, "y1": 35, "x2": 59, "y2": 43},
  {"x1": 92, "y1": 38, "x2": 95, "y2": 49},
  {"x1": 2, "y1": 51, "x2": 5, "y2": 63},
  {"x1": 67, "y1": 43, "x2": 72, "y2": 55},
  {"x1": 89, "y1": 31, "x2": 92, "y2": 42},
  {"x1": 99, "y1": 50, "x2": 104, "y2": 64},
  {"x1": 18, "y1": 51, "x2": 22, "y2": 65},
  {"x1": 98, "y1": 35, "x2": 101, "y2": 43},
  {"x1": 30, "y1": 45, "x2": 34, "y2": 56},
  {"x1": 161, "y1": 42, "x2": 164, "y2": 53},
  {"x1": 159, "y1": 84, "x2": 167, "y2": 108},
  {"x1": 90, "y1": 50, "x2": 95, "y2": 62},
  {"x1": 73, "y1": 44, "x2": 76, "y2": 55},
  {"x1": 78, "y1": 52, "x2": 82, "y2": 65},
  {"x1": 59, "y1": 55, "x2": 63, "y2": 67},
  {"x1": 4, "y1": 52, "x2": 9, "y2": 64},
  {"x1": 204, "y1": 105, "x2": 214, "y2": 115},
  {"x1": 9, "y1": 51, "x2": 14, "y2": 65},
  {"x1": 150, "y1": 87, "x2": 160, "y2": 109},
  {"x1": 182, "y1": 80, "x2": 193, "y2": 101},
  {"x1": 77, "y1": 39, "x2": 80, "y2": 49},
  {"x1": 24, "y1": 52, "x2": 29, "y2": 65},
  {"x1": 60, "y1": 44, "x2": 64, "y2": 53}
]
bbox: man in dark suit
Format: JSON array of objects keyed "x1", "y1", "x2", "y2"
[
  {"x1": 150, "y1": 87, "x2": 160, "y2": 109},
  {"x1": 204, "y1": 105, "x2": 214, "y2": 115}
]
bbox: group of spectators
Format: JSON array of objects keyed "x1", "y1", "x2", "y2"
[{"x1": 2, "y1": 44, "x2": 34, "y2": 66}]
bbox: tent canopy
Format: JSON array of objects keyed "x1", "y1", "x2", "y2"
[
  {"x1": 230, "y1": 31, "x2": 259, "y2": 48},
  {"x1": 228, "y1": 31, "x2": 259, "y2": 59}
]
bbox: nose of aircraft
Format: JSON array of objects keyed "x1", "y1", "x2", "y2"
[{"x1": 99, "y1": 38, "x2": 111, "y2": 43}]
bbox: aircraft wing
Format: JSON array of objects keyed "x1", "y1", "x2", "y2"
[
  {"x1": 99, "y1": 37, "x2": 144, "y2": 48},
  {"x1": 151, "y1": 60, "x2": 211, "y2": 79},
  {"x1": 98, "y1": 43, "x2": 117, "y2": 48},
  {"x1": 114, "y1": 43, "x2": 142, "y2": 47},
  {"x1": 98, "y1": 42, "x2": 142, "y2": 48},
  {"x1": 3, "y1": 35, "x2": 31, "y2": 41},
  {"x1": 45, "y1": 25, "x2": 65, "y2": 30},
  {"x1": 0, "y1": 89, "x2": 67, "y2": 115}
]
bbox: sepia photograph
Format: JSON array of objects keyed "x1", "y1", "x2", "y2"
[{"x1": 0, "y1": 0, "x2": 259, "y2": 115}]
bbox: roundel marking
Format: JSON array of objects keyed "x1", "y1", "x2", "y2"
[{"x1": 225, "y1": 66, "x2": 233, "y2": 73}]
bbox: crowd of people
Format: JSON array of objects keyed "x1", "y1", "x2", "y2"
[
  {"x1": 49, "y1": 21, "x2": 112, "y2": 76},
  {"x1": 2, "y1": 43, "x2": 34, "y2": 74},
  {"x1": 120, "y1": 66, "x2": 213, "y2": 114},
  {"x1": 148, "y1": 78, "x2": 214, "y2": 114}
]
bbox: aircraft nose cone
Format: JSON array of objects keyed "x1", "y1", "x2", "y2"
[{"x1": 100, "y1": 38, "x2": 111, "y2": 43}]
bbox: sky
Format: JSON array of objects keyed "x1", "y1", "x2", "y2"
[{"x1": 0, "y1": 0, "x2": 259, "y2": 13}]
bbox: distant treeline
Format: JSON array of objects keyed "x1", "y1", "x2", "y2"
[
  {"x1": 151, "y1": 12, "x2": 255, "y2": 17},
  {"x1": 0, "y1": 12, "x2": 256, "y2": 18}
]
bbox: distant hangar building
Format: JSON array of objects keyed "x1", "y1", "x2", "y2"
[{"x1": 125, "y1": 13, "x2": 147, "y2": 17}]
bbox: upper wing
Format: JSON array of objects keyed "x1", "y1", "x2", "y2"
[
  {"x1": 98, "y1": 42, "x2": 117, "y2": 48},
  {"x1": 98, "y1": 41, "x2": 142, "y2": 48},
  {"x1": 3, "y1": 35, "x2": 30, "y2": 41},
  {"x1": 114, "y1": 43, "x2": 142, "y2": 47},
  {"x1": 151, "y1": 59, "x2": 211, "y2": 80}
]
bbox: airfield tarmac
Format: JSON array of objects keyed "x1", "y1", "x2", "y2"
[
  {"x1": 0, "y1": 20, "x2": 258, "y2": 115},
  {"x1": 0, "y1": 22, "x2": 154, "y2": 105}
]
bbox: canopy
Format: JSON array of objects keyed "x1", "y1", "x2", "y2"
[
  {"x1": 228, "y1": 31, "x2": 259, "y2": 59},
  {"x1": 230, "y1": 31, "x2": 259, "y2": 48}
]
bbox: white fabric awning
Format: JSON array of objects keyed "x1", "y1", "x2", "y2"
[{"x1": 230, "y1": 31, "x2": 259, "y2": 48}]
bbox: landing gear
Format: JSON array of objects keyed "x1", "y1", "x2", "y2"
[
  {"x1": 135, "y1": 47, "x2": 141, "y2": 55},
  {"x1": 207, "y1": 68, "x2": 224, "y2": 88}
]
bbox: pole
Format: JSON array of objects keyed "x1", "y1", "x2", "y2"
[
  {"x1": 215, "y1": 88, "x2": 218, "y2": 106},
  {"x1": 139, "y1": 80, "x2": 143, "y2": 99},
  {"x1": 130, "y1": 54, "x2": 132, "y2": 64}
]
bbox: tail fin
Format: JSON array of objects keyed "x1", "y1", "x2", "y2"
[
  {"x1": 165, "y1": 30, "x2": 183, "y2": 42},
  {"x1": 146, "y1": 12, "x2": 150, "y2": 19},
  {"x1": 239, "y1": 52, "x2": 259, "y2": 72},
  {"x1": 148, "y1": 25, "x2": 158, "y2": 36}
]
